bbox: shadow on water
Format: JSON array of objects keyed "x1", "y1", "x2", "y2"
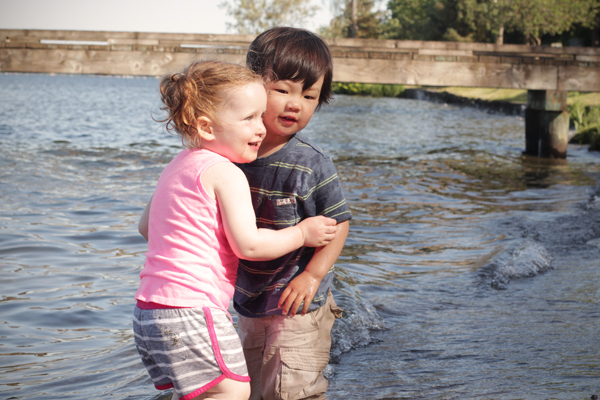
[{"x1": 1, "y1": 75, "x2": 599, "y2": 399}]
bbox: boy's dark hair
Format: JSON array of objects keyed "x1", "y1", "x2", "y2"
[{"x1": 246, "y1": 27, "x2": 333, "y2": 110}]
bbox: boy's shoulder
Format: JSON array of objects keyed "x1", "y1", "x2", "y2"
[
  {"x1": 288, "y1": 132, "x2": 329, "y2": 160},
  {"x1": 241, "y1": 132, "x2": 333, "y2": 172}
]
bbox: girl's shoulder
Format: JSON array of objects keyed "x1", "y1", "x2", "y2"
[{"x1": 203, "y1": 159, "x2": 246, "y2": 187}]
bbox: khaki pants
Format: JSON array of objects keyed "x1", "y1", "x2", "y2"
[{"x1": 237, "y1": 291, "x2": 342, "y2": 400}]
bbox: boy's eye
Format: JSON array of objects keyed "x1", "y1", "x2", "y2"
[
  {"x1": 305, "y1": 95, "x2": 315, "y2": 100},
  {"x1": 275, "y1": 89, "x2": 287, "y2": 94}
]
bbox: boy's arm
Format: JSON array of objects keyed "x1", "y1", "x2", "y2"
[
  {"x1": 138, "y1": 195, "x2": 153, "y2": 241},
  {"x1": 278, "y1": 220, "x2": 349, "y2": 317}
]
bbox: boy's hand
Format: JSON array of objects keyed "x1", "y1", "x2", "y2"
[
  {"x1": 297, "y1": 216, "x2": 337, "y2": 247},
  {"x1": 278, "y1": 271, "x2": 322, "y2": 317}
]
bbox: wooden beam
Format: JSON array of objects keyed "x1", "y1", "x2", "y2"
[
  {"x1": 558, "y1": 65, "x2": 600, "y2": 91},
  {"x1": 0, "y1": 48, "x2": 245, "y2": 76},
  {"x1": 332, "y1": 58, "x2": 561, "y2": 90},
  {"x1": 1, "y1": 29, "x2": 599, "y2": 92}
]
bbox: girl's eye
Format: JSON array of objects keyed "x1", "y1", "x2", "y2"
[
  {"x1": 305, "y1": 96, "x2": 315, "y2": 100},
  {"x1": 245, "y1": 115, "x2": 253, "y2": 121},
  {"x1": 276, "y1": 89, "x2": 287, "y2": 94}
]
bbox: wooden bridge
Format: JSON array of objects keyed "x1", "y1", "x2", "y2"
[{"x1": 2, "y1": 29, "x2": 599, "y2": 158}]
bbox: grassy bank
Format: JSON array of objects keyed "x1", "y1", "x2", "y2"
[
  {"x1": 332, "y1": 82, "x2": 600, "y2": 150},
  {"x1": 332, "y1": 82, "x2": 406, "y2": 98}
]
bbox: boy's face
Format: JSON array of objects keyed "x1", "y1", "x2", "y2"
[{"x1": 262, "y1": 75, "x2": 324, "y2": 140}]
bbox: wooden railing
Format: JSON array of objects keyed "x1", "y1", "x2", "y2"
[{"x1": 1, "y1": 29, "x2": 599, "y2": 92}]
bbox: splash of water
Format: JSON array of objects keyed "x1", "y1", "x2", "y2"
[{"x1": 491, "y1": 239, "x2": 553, "y2": 290}]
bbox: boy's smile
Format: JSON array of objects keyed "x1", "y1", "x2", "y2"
[{"x1": 258, "y1": 76, "x2": 324, "y2": 157}]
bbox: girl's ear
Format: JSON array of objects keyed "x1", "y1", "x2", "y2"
[{"x1": 196, "y1": 116, "x2": 216, "y2": 142}]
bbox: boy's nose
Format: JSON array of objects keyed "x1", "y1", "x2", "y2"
[{"x1": 285, "y1": 98, "x2": 301, "y2": 111}]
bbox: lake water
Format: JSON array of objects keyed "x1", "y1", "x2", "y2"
[{"x1": 1, "y1": 73, "x2": 599, "y2": 400}]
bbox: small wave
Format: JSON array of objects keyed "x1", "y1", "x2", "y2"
[
  {"x1": 0, "y1": 124, "x2": 14, "y2": 135},
  {"x1": 587, "y1": 195, "x2": 600, "y2": 210},
  {"x1": 490, "y1": 239, "x2": 553, "y2": 290},
  {"x1": 329, "y1": 278, "x2": 387, "y2": 365}
]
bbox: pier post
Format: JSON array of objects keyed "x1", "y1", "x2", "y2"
[{"x1": 524, "y1": 90, "x2": 569, "y2": 158}]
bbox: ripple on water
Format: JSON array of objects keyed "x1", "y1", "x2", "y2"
[{"x1": 1, "y1": 75, "x2": 600, "y2": 399}]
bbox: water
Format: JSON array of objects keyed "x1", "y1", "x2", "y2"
[{"x1": 1, "y1": 73, "x2": 599, "y2": 400}]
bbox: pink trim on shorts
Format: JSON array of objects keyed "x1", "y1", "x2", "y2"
[
  {"x1": 177, "y1": 308, "x2": 249, "y2": 400},
  {"x1": 204, "y1": 307, "x2": 251, "y2": 382}
]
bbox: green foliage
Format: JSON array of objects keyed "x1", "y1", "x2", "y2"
[
  {"x1": 219, "y1": 0, "x2": 318, "y2": 35},
  {"x1": 455, "y1": 0, "x2": 512, "y2": 43},
  {"x1": 442, "y1": 27, "x2": 473, "y2": 42},
  {"x1": 569, "y1": 125, "x2": 600, "y2": 151},
  {"x1": 569, "y1": 102, "x2": 586, "y2": 131},
  {"x1": 332, "y1": 82, "x2": 405, "y2": 97},
  {"x1": 381, "y1": 0, "x2": 600, "y2": 44},
  {"x1": 568, "y1": 104, "x2": 600, "y2": 151},
  {"x1": 568, "y1": 103, "x2": 600, "y2": 130},
  {"x1": 502, "y1": 0, "x2": 600, "y2": 45},
  {"x1": 319, "y1": 0, "x2": 386, "y2": 39},
  {"x1": 384, "y1": 0, "x2": 458, "y2": 41}
]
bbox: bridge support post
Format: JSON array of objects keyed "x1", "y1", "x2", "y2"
[{"x1": 524, "y1": 90, "x2": 569, "y2": 158}]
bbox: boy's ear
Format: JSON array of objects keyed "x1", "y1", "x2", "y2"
[{"x1": 195, "y1": 116, "x2": 216, "y2": 142}]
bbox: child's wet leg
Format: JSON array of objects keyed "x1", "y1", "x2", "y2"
[{"x1": 186, "y1": 378, "x2": 250, "y2": 400}]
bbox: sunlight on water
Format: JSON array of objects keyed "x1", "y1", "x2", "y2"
[{"x1": 1, "y1": 73, "x2": 599, "y2": 399}]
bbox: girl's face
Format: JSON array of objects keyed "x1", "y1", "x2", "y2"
[{"x1": 209, "y1": 82, "x2": 267, "y2": 164}]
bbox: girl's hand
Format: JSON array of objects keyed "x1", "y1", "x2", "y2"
[
  {"x1": 297, "y1": 216, "x2": 337, "y2": 247},
  {"x1": 278, "y1": 270, "x2": 321, "y2": 316}
]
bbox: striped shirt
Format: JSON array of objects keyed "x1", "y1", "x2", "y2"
[{"x1": 234, "y1": 133, "x2": 352, "y2": 318}]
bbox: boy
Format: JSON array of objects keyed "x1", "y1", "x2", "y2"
[{"x1": 234, "y1": 27, "x2": 352, "y2": 400}]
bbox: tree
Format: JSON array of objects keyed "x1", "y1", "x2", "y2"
[
  {"x1": 502, "y1": 0, "x2": 600, "y2": 45},
  {"x1": 320, "y1": 0, "x2": 386, "y2": 38},
  {"x1": 383, "y1": 0, "x2": 459, "y2": 41},
  {"x1": 383, "y1": 0, "x2": 600, "y2": 45},
  {"x1": 453, "y1": 0, "x2": 600, "y2": 45},
  {"x1": 219, "y1": 0, "x2": 319, "y2": 35},
  {"x1": 454, "y1": 0, "x2": 514, "y2": 44}
]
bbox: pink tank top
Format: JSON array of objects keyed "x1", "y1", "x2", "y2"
[{"x1": 135, "y1": 149, "x2": 238, "y2": 311}]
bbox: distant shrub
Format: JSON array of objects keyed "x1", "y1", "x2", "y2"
[
  {"x1": 569, "y1": 124, "x2": 600, "y2": 151},
  {"x1": 567, "y1": 103, "x2": 600, "y2": 131}
]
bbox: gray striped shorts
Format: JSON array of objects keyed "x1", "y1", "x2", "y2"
[{"x1": 133, "y1": 306, "x2": 249, "y2": 400}]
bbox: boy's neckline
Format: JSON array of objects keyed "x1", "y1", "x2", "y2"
[
  {"x1": 257, "y1": 133, "x2": 296, "y2": 158},
  {"x1": 246, "y1": 133, "x2": 301, "y2": 164}
]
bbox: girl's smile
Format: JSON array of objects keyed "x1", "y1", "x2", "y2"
[{"x1": 200, "y1": 82, "x2": 267, "y2": 164}]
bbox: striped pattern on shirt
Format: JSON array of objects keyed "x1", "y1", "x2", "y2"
[{"x1": 234, "y1": 132, "x2": 352, "y2": 318}]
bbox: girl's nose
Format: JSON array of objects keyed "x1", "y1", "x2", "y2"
[{"x1": 257, "y1": 120, "x2": 266, "y2": 136}]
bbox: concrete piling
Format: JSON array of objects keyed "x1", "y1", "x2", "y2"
[{"x1": 524, "y1": 90, "x2": 570, "y2": 158}]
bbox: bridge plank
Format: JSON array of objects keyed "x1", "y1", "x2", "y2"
[
  {"x1": 558, "y1": 66, "x2": 600, "y2": 91},
  {"x1": 2, "y1": 30, "x2": 599, "y2": 92},
  {"x1": 333, "y1": 58, "x2": 559, "y2": 90}
]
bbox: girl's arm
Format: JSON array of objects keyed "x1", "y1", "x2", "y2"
[
  {"x1": 207, "y1": 162, "x2": 337, "y2": 261},
  {"x1": 278, "y1": 220, "x2": 349, "y2": 316},
  {"x1": 138, "y1": 195, "x2": 152, "y2": 241}
]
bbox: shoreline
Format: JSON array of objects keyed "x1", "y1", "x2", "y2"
[{"x1": 402, "y1": 88, "x2": 526, "y2": 116}]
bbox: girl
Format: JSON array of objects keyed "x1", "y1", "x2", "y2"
[{"x1": 133, "y1": 61, "x2": 337, "y2": 400}]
